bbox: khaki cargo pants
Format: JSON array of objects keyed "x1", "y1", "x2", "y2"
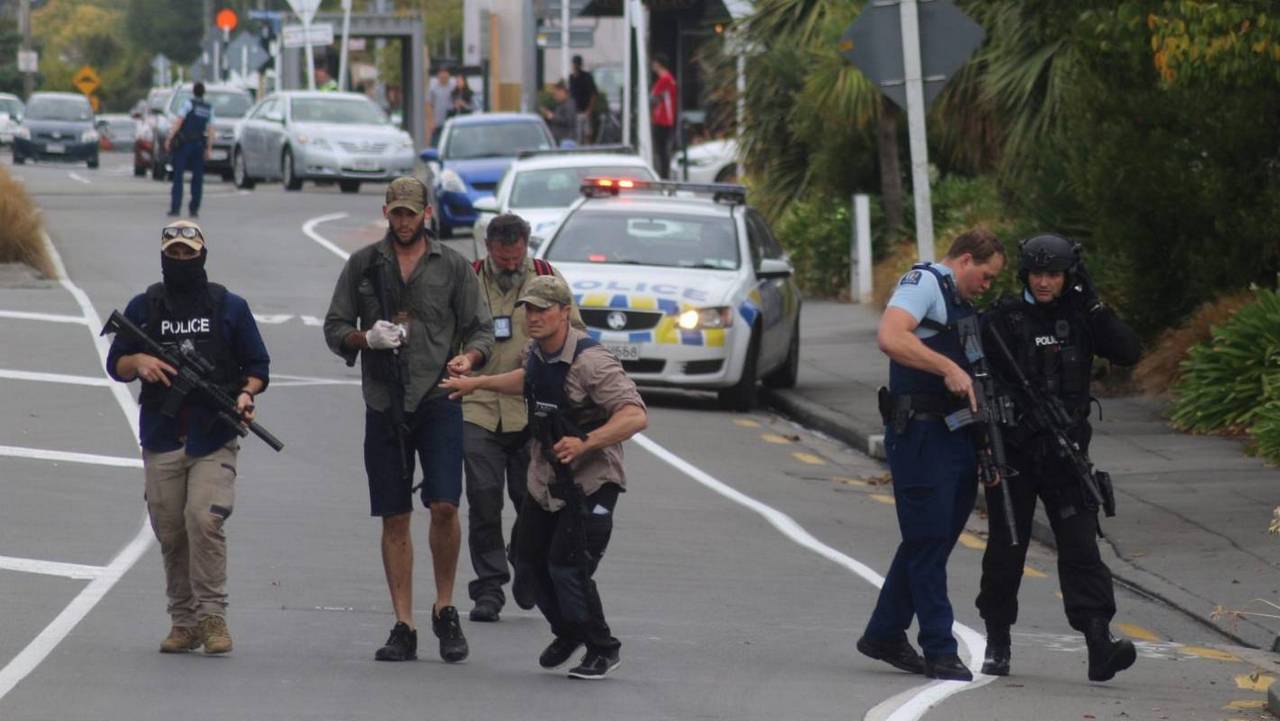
[{"x1": 142, "y1": 441, "x2": 237, "y2": 626}]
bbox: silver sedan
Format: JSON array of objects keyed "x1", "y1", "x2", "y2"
[{"x1": 232, "y1": 91, "x2": 416, "y2": 194}]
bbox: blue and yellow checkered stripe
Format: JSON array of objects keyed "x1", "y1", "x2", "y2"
[{"x1": 575, "y1": 293, "x2": 725, "y2": 348}]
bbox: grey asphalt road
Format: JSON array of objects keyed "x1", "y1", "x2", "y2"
[{"x1": 0, "y1": 155, "x2": 1272, "y2": 721}]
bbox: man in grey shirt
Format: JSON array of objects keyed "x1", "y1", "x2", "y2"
[
  {"x1": 324, "y1": 177, "x2": 494, "y2": 665},
  {"x1": 542, "y1": 81, "x2": 577, "y2": 144},
  {"x1": 428, "y1": 67, "x2": 454, "y2": 146}
]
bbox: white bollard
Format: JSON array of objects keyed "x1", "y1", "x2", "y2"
[{"x1": 851, "y1": 194, "x2": 873, "y2": 304}]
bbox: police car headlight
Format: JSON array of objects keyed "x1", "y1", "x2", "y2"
[
  {"x1": 81, "y1": 129, "x2": 99, "y2": 143},
  {"x1": 677, "y1": 307, "x2": 733, "y2": 330},
  {"x1": 440, "y1": 168, "x2": 467, "y2": 194}
]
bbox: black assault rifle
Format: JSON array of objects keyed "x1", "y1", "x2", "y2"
[
  {"x1": 530, "y1": 401, "x2": 596, "y2": 569},
  {"x1": 986, "y1": 324, "x2": 1116, "y2": 521},
  {"x1": 101, "y1": 310, "x2": 284, "y2": 452},
  {"x1": 364, "y1": 259, "x2": 413, "y2": 487},
  {"x1": 946, "y1": 314, "x2": 1019, "y2": 547}
]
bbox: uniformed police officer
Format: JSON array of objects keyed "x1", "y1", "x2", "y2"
[
  {"x1": 106, "y1": 220, "x2": 270, "y2": 655},
  {"x1": 441, "y1": 275, "x2": 648, "y2": 680},
  {"x1": 857, "y1": 229, "x2": 1007, "y2": 682},
  {"x1": 975, "y1": 234, "x2": 1142, "y2": 681},
  {"x1": 165, "y1": 81, "x2": 215, "y2": 218}
]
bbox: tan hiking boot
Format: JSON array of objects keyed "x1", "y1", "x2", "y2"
[
  {"x1": 159, "y1": 625, "x2": 202, "y2": 654},
  {"x1": 199, "y1": 615, "x2": 233, "y2": 654}
]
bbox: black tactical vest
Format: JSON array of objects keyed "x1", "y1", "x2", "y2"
[
  {"x1": 524, "y1": 336, "x2": 605, "y2": 441},
  {"x1": 888, "y1": 263, "x2": 976, "y2": 398},
  {"x1": 137, "y1": 282, "x2": 238, "y2": 411},
  {"x1": 995, "y1": 296, "x2": 1092, "y2": 421}
]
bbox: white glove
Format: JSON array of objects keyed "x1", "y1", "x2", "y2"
[{"x1": 366, "y1": 319, "x2": 405, "y2": 350}]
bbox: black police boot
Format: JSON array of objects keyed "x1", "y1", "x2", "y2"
[
  {"x1": 1083, "y1": 618, "x2": 1136, "y2": 682},
  {"x1": 469, "y1": 597, "x2": 501, "y2": 623},
  {"x1": 923, "y1": 653, "x2": 974, "y2": 682},
  {"x1": 431, "y1": 606, "x2": 470, "y2": 663},
  {"x1": 568, "y1": 648, "x2": 621, "y2": 680},
  {"x1": 373, "y1": 621, "x2": 417, "y2": 661},
  {"x1": 539, "y1": 637, "x2": 584, "y2": 669},
  {"x1": 856, "y1": 634, "x2": 925, "y2": 674},
  {"x1": 982, "y1": 624, "x2": 1011, "y2": 676}
]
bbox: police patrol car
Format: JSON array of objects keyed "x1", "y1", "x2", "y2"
[{"x1": 535, "y1": 177, "x2": 801, "y2": 411}]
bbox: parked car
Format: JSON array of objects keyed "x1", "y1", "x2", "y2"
[
  {"x1": 12, "y1": 92, "x2": 98, "y2": 168},
  {"x1": 150, "y1": 83, "x2": 253, "y2": 182},
  {"x1": 671, "y1": 138, "x2": 739, "y2": 184},
  {"x1": 95, "y1": 113, "x2": 137, "y2": 152},
  {"x1": 232, "y1": 90, "x2": 416, "y2": 193},
  {"x1": 471, "y1": 145, "x2": 657, "y2": 256},
  {"x1": 133, "y1": 87, "x2": 171, "y2": 177},
  {"x1": 421, "y1": 112, "x2": 555, "y2": 237},
  {"x1": 0, "y1": 93, "x2": 24, "y2": 146}
]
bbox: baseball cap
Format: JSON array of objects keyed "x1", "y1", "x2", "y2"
[
  {"x1": 385, "y1": 176, "x2": 428, "y2": 214},
  {"x1": 160, "y1": 220, "x2": 205, "y2": 252},
  {"x1": 515, "y1": 275, "x2": 573, "y2": 309}
]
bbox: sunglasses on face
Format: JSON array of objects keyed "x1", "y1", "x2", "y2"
[{"x1": 162, "y1": 225, "x2": 203, "y2": 241}]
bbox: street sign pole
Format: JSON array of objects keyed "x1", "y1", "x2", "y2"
[
  {"x1": 633, "y1": 0, "x2": 653, "y2": 169},
  {"x1": 303, "y1": 15, "x2": 316, "y2": 90},
  {"x1": 899, "y1": 0, "x2": 934, "y2": 263},
  {"x1": 622, "y1": 0, "x2": 632, "y2": 147},
  {"x1": 560, "y1": 0, "x2": 570, "y2": 84},
  {"x1": 338, "y1": 0, "x2": 352, "y2": 91}
]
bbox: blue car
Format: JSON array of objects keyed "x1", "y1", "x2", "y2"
[{"x1": 420, "y1": 113, "x2": 555, "y2": 237}]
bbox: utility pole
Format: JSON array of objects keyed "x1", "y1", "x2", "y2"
[{"x1": 20, "y1": 0, "x2": 33, "y2": 98}]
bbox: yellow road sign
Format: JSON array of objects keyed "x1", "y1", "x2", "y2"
[{"x1": 73, "y1": 65, "x2": 100, "y2": 96}]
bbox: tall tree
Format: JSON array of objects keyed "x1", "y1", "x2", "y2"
[{"x1": 125, "y1": 0, "x2": 205, "y2": 67}]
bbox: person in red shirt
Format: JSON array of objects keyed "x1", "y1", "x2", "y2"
[{"x1": 650, "y1": 54, "x2": 677, "y2": 179}]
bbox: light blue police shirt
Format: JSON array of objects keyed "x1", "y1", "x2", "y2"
[{"x1": 887, "y1": 263, "x2": 953, "y2": 339}]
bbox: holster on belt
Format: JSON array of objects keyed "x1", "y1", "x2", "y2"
[{"x1": 877, "y1": 386, "x2": 914, "y2": 434}]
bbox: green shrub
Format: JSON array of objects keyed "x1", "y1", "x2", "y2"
[
  {"x1": 1252, "y1": 402, "x2": 1280, "y2": 465},
  {"x1": 770, "y1": 193, "x2": 892, "y2": 298},
  {"x1": 1171, "y1": 289, "x2": 1280, "y2": 438}
]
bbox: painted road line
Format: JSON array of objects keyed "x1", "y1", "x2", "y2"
[
  {"x1": 1022, "y1": 565, "x2": 1047, "y2": 579},
  {"x1": 303, "y1": 212, "x2": 353, "y2": 260},
  {"x1": 269, "y1": 373, "x2": 362, "y2": 387},
  {"x1": 0, "y1": 555, "x2": 107, "y2": 580},
  {"x1": 870, "y1": 494, "x2": 896, "y2": 505},
  {"x1": 1235, "y1": 672, "x2": 1275, "y2": 691},
  {"x1": 792, "y1": 452, "x2": 826, "y2": 465},
  {"x1": 1115, "y1": 623, "x2": 1162, "y2": 642},
  {"x1": 1223, "y1": 700, "x2": 1266, "y2": 711},
  {"x1": 0, "y1": 309, "x2": 90, "y2": 325},
  {"x1": 760, "y1": 433, "x2": 791, "y2": 444},
  {"x1": 0, "y1": 445, "x2": 142, "y2": 468},
  {"x1": 733, "y1": 419, "x2": 761, "y2": 428},
  {"x1": 0, "y1": 233, "x2": 152, "y2": 704},
  {"x1": 630, "y1": 434, "x2": 994, "y2": 721},
  {"x1": 67, "y1": 172, "x2": 91, "y2": 185},
  {"x1": 0, "y1": 368, "x2": 113, "y2": 387},
  {"x1": 958, "y1": 532, "x2": 986, "y2": 551},
  {"x1": 1182, "y1": 645, "x2": 1242, "y2": 662}
]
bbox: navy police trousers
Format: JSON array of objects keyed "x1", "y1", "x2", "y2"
[{"x1": 864, "y1": 419, "x2": 977, "y2": 658}]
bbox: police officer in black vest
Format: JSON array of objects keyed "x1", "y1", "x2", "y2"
[
  {"x1": 106, "y1": 220, "x2": 270, "y2": 655},
  {"x1": 165, "y1": 82, "x2": 215, "y2": 219},
  {"x1": 975, "y1": 234, "x2": 1142, "y2": 681}
]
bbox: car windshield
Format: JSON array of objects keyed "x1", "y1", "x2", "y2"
[
  {"x1": 444, "y1": 122, "x2": 551, "y2": 160},
  {"x1": 546, "y1": 210, "x2": 740, "y2": 270},
  {"x1": 510, "y1": 165, "x2": 655, "y2": 209},
  {"x1": 291, "y1": 97, "x2": 387, "y2": 125},
  {"x1": 171, "y1": 90, "x2": 252, "y2": 118},
  {"x1": 26, "y1": 97, "x2": 92, "y2": 122},
  {"x1": 0, "y1": 98, "x2": 22, "y2": 119}
]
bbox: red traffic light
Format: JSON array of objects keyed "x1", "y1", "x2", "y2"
[{"x1": 216, "y1": 8, "x2": 238, "y2": 31}]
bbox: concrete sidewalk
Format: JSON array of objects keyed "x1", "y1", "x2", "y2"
[{"x1": 764, "y1": 300, "x2": 1280, "y2": 652}]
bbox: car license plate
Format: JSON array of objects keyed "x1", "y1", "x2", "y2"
[
  {"x1": 45, "y1": 143, "x2": 64, "y2": 154},
  {"x1": 208, "y1": 148, "x2": 227, "y2": 161},
  {"x1": 605, "y1": 343, "x2": 640, "y2": 362},
  {"x1": 352, "y1": 159, "x2": 380, "y2": 171}
]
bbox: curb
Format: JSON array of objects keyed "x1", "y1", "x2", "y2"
[
  {"x1": 1269, "y1": 680, "x2": 1279, "y2": 718},
  {"x1": 762, "y1": 387, "x2": 1261, "y2": 650}
]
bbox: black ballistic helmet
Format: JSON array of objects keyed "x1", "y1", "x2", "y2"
[{"x1": 1018, "y1": 233, "x2": 1081, "y2": 286}]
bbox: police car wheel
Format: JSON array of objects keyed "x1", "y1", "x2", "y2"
[
  {"x1": 151, "y1": 155, "x2": 166, "y2": 181},
  {"x1": 233, "y1": 150, "x2": 256, "y2": 190},
  {"x1": 87, "y1": 156, "x2": 98, "y2": 169},
  {"x1": 762, "y1": 319, "x2": 799, "y2": 390},
  {"x1": 339, "y1": 180, "x2": 361, "y2": 194},
  {"x1": 282, "y1": 148, "x2": 303, "y2": 191},
  {"x1": 717, "y1": 326, "x2": 760, "y2": 412},
  {"x1": 133, "y1": 163, "x2": 145, "y2": 177}
]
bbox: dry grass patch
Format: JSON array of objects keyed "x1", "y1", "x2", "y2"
[
  {"x1": 1132, "y1": 291, "x2": 1254, "y2": 396},
  {"x1": 0, "y1": 165, "x2": 53, "y2": 278}
]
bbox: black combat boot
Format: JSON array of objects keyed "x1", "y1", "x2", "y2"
[
  {"x1": 982, "y1": 624, "x2": 1011, "y2": 676},
  {"x1": 856, "y1": 634, "x2": 925, "y2": 674},
  {"x1": 923, "y1": 653, "x2": 974, "y2": 682},
  {"x1": 1083, "y1": 618, "x2": 1136, "y2": 682}
]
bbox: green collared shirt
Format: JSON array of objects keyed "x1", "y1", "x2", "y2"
[{"x1": 324, "y1": 234, "x2": 494, "y2": 413}]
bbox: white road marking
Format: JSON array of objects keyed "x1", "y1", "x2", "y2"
[
  {"x1": 0, "y1": 556, "x2": 107, "y2": 580},
  {"x1": 270, "y1": 373, "x2": 361, "y2": 387},
  {"x1": 253, "y1": 313, "x2": 294, "y2": 324},
  {"x1": 0, "y1": 444, "x2": 142, "y2": 469},
  {"x1": 303, "y1": 212, "x2": 353, "y2": 260},
  {"x1": 0, "y1": 233, "x2": 152, "y2": 703},
  {"x1": 0, "y1": 368, "x2": 113, "y2": 387},
  {"x1": 632, "y1": 434, "x2": 995, "y2": 721},
  {"x1": 0, "y1": 309, "x2": 90, "y2": 325},
  {"x1": 67, "y1": 172, "x2": 91, "y2": 185},
  {"x1": 300, "y1": 314, "x2": 323, "y2": 327}
]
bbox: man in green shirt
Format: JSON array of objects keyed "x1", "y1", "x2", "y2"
[{"x1": 324, "y1": 177, "x2": 494, "y2": 664}]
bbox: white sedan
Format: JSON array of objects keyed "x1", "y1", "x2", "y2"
[
  {"x1": 669, "y1": 138, "x2": 739, "y2": 184},
  {"x1": 536, "y1": 177, "x2": 801, "y2": 411}
]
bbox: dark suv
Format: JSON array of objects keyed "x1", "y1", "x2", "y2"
[
  {"x1": 12, "y1": 92, "x2": 99, "y2": 168},
  {"x1": 151, "y1": 83, "x2": 253, "y2": 182}
]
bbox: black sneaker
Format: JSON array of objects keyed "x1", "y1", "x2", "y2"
[
  {"x1": 568, "y1": 649, "x2": 620, "y2": 680},
  {"x1": 432, "y1": 606, "x2": 469, "y2": 663},
  {"x1": 374, "y1": 621, "x2": 417, "y2": 661},
  {"x1": 856, "y1": 634, "x2": 925, "y2": 674},
  {"x1": 539, "y1": 637, "x2": 583, "y2": 669},
  {"x1": 469, "y1": 598, "x2": 501, "y2": 623},
  {"x1": 924, "y1": 653, "x2": 974, "y2": 682},
  {"x1": 165, "y1": 209, "x2": 180, "y2": 217}
]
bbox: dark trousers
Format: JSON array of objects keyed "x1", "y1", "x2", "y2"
[
  {"x1": 463, "y1": 422, "x2": 530, "y2": 606},
  {"x1": 653, "y1": 124, "x2": 673, "y2": 179},
  {"x1": 170, "y1": 142, "x2": 205, "y2": 215},
  {"x1": 864, "y1": 420, "x2": 978, "y2": 657},
  {"x1": 515, "y1": 484, "x2": 620, "y2": 653},
  {"x1": 975, "y1": 450, "x2": 1116, "y2": 633}
]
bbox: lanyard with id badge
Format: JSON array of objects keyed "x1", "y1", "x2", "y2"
[{"x1": 493, "y1": 314, "x2": 513, "y2": 341}]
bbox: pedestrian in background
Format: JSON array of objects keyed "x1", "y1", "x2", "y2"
[
  {"x1": 450, "y1": 74, "x2": 475, "y2": 117},
  {"x1": 323, "y1": 177, "x2": 494, "y2": 664},
  {"x1": 427, "y1": 66, "x2": 454, "y2": 146},
  {"x1": 106, "y1": 220, "x2": 270, "y2": 656},
  {"x1": 568, "y1": 55, "x2": 598, "y2": 144},
  {"x1": 649, "y1": 54, "x2": 677, "y2": 178},
  {"x1": 542, "y1": 81, "x2": 577, "y2": 145},
  {"x1": 462, "y1": 213, "x2": 583, "y2": 623},
  {"x1": 975, "y1": 234, "x2": 1141, "y2": 682},
  {"x1": 858, "y1": 229, "x2": 1007, "y2": 682},
  {"x1": 315, "y1": 66, "x2": 339, "y2": 92},
  {"x1": 164, "y1": 81, "x2": 214, "y2": 219}
]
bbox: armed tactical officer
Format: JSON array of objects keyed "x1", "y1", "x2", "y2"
[
  {"x1": 165, "y1": 82, "x2": 215, "y2": 219},
  {"x1": 975, "y1": 234, "x2": 1142, "y2": 681},
  {"x1": 442, "y1": 275, "x2": 648, "y2": 680},
  {"x1": 858, "y1": 229, "x2": 1006, "y2": 682},
  {"x1": 106, "y1": 220, "x2": 270, "y2": 655}
]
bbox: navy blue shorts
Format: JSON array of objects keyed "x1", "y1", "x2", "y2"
[{"x1": 364, "y1": 394, "x2": 464, "y2": 516}]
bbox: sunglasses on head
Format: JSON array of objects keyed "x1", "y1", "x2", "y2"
[{"x1": 162, "y1": 225, "x2": 203, "y2": 241}]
